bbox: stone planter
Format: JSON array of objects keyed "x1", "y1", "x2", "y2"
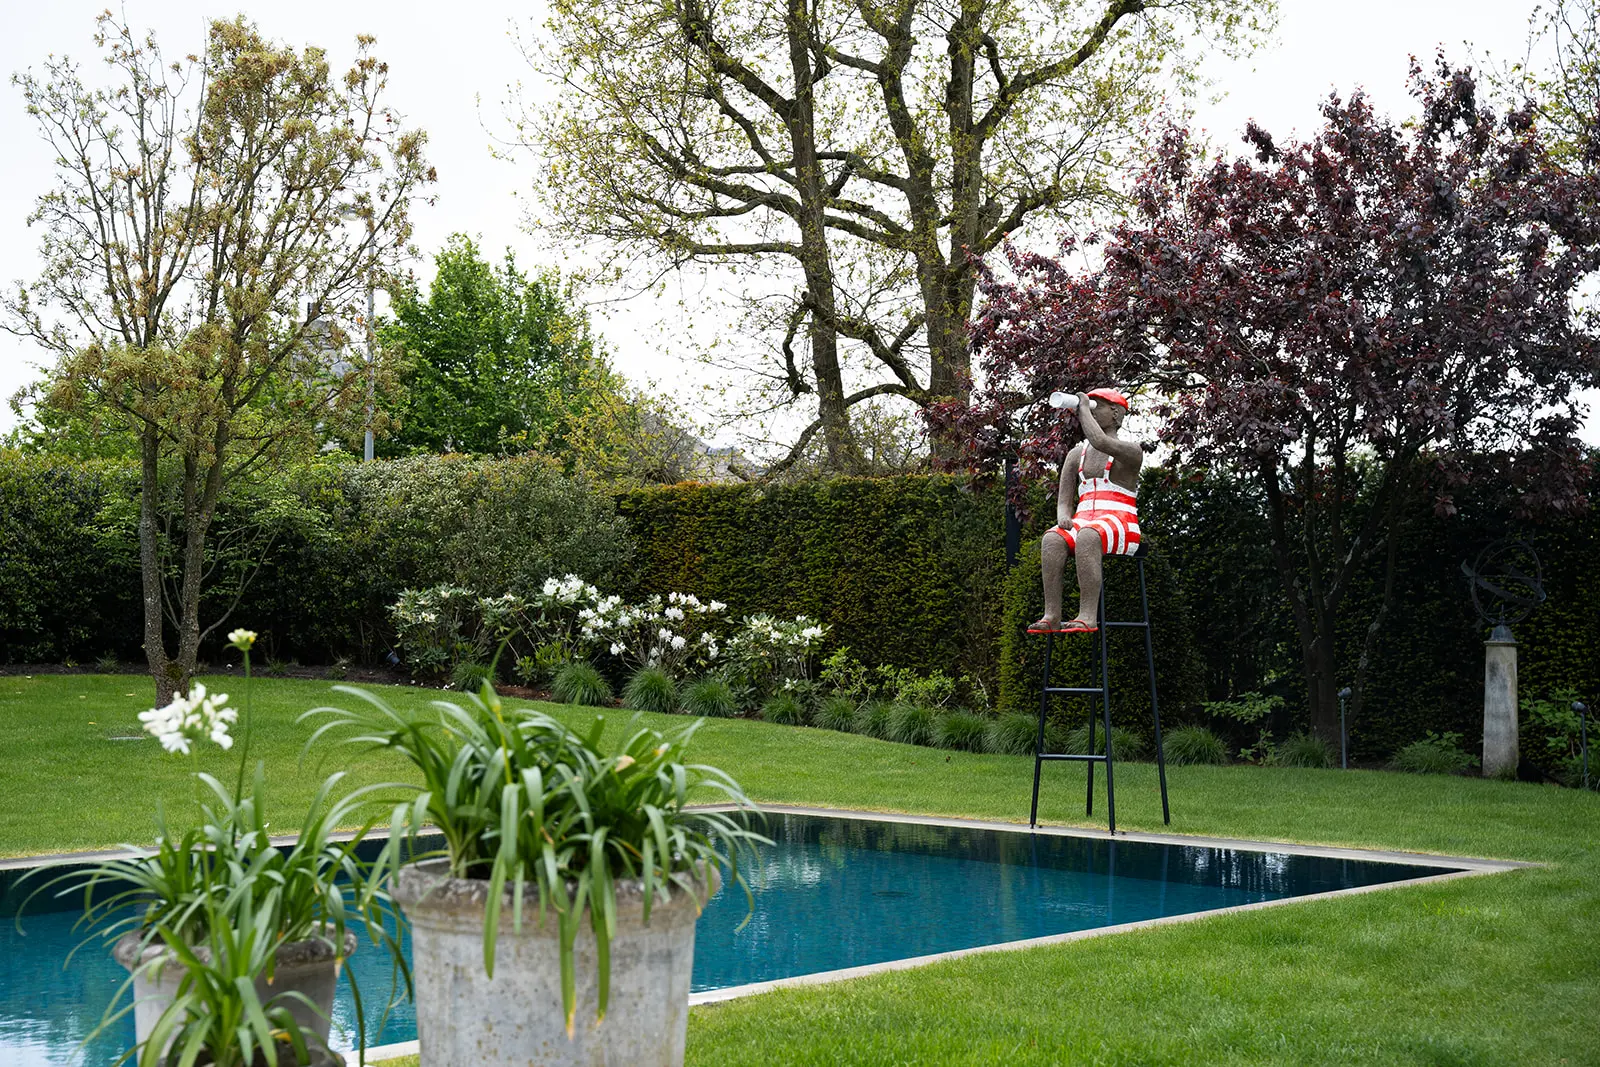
[
  {"x1": 114, "y1": 927, "x2": 356, "y2": 1060},
  {"x1": 392, "y1": 859, "x2": 717, "y2": 1067}
]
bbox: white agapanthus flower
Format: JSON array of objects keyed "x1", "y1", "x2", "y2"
[
  {"x1": 138, "y1": 682, "x2": 239, "y2": 755},
  {"x1": 610, "y1": 642, "x2": 625, "y2": 656},
  {"x1": 657, "y1": 627, "x2": 673, "y2": 641},
  {"x1": 671, "y1": 635, "x2": 687, "y2": 650},
  {"x1": 664, "y1": 607, "x2": 685, "y2": 621},
  {"x1": 708, "y1": 601, "x2": 727, "y2": 612}
]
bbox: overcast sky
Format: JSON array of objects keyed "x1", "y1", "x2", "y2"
[{"x1": 3, "y1": 0, "x2": 1593, "y2": 443}]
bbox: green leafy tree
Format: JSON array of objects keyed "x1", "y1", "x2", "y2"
[
  {"x1": 379, "y1": 236, "x2": 602, "y2": 456},
  {"x1": 379, "y1": 236, "x2": 714, "y2": 486},
  {"x1": 5, "y1": 15, "x2": 434, "y2": 701},
  {"x1": 523, "y1": 0, "x2": 1273, "y2": 470}
]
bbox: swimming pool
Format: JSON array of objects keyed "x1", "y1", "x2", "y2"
[{"x1": 1, "y1": 809, "x2": 1484, "y2": 1064}]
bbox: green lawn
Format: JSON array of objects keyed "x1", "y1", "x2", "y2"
[{"x1": 5, "y1": 674, "x2": 1598, "y2": 1064}]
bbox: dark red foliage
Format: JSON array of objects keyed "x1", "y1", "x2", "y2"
[{"x1": 945, "y1": 57, "x2": 1600, "y2": 741}]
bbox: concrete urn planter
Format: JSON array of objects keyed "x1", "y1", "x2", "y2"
[
  {"x1": 113, "y1": 927, "x2": 356, "y2": 1062},
  {"x1": 391, "y1": 858, "x2": 718, "y2": 1067}
]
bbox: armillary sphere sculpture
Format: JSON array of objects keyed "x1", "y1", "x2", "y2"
[{"x1": 1462, "y1": 538, "x2": 1547, "y2": 632}]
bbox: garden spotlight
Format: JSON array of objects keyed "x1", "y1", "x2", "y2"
[
  {"x1": 1338, "y1": 687, "x2": 1353, "y2": 770},
  {"x1": 1574, "y1": 701, "x2": 1590, "y2": 790}
]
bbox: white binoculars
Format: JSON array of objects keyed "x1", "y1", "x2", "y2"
[{"x1": 1048, "y1": 391, "x2": 1092, "y2": 411}]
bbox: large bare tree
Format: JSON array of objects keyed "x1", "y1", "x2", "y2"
[
  {"x1": 525, "y1": 0, "x2": 1272, "y2": 468},
  {"x1": 6, "y1": 14, "x2": 434, "y2": 700}
]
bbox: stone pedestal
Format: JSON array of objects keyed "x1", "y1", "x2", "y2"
[{"x1": 1483, "y1": 625, "x2": 1519, "y2": 778}]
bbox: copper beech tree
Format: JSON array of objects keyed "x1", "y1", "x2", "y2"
[
  {"x1": 6, "y1": 16, "x2": 434, "y2": 701},
  {"x1": 941, "y1": 61, "x2": 1600, "y2": 745}
]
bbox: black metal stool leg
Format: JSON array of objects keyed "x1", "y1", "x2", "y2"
[
  {"x1": 1099, "y1": 581, "x2": 1116, "y2": 835},
  {"x1": 1085, "y1": 592, "x2": 1098, "y2": 817},
  {"x1": 1139, "y1": 557, "x2": 1171, "y2": 825},
  {"x1": 1029, "y1": 633, "x2": 1053, "y2": 828}
]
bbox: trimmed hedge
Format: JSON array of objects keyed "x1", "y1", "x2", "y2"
[
  {"x1": 0, "y1": 455, "x2": 139, "y2": 662},
  {"x1": 4, "y1": 448, "x2": 1597, "y2": 767},
  {"x1": 616, "y1": 476, "x2": 1008, "y2": 683},
  {"x1": 0, "y1": 451, "x2": 630, "y2": 667}
]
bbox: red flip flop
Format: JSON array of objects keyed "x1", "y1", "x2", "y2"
[
  {"x1": 1063, "y1": 620, "x2": 1099, "y2": 634},
  {"x1": 1026, "y1": 620, "x2": 1065, "y2": 634}
]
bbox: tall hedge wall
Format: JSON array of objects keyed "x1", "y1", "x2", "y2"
[
  {"x1": 3, "y1": 448, "x2": 1596, "y2": 763},
  {"x1": 616, "y1": 476, "x2": 1009, "y2": 683}
]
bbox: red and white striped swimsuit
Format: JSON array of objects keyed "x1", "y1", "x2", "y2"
[{"x1": 1051, "y1": 454, "x2": 1141, "y2": 555}]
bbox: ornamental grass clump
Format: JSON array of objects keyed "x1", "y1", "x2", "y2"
[
  {"x1": 303, "y1": 684, "x2": 767, "y2": 1036},
  {"x1": 761, "y1": 691, "x2": 807, "y2": 726},
  {"x1": 935, "y1": 710, "x2": 991, "y2": 752},
  {"x1": 886, "y1": 703, "x2": 937, "y2": 746},
  {"x1": 1063, "y1": 723, "x2": 1150, "y2": 761},
  {"x1": 1162, "y1": 724, "x2": 1229, "y2": 765},
  {"x1": 852, "y1": 700, "x2": 893, "y2": 739},
  {"x1": 681, "y1": 676, "x2": 739, "y2": 718},
  {"x1": 987, "y1": 712, "x2": 1041, "y2": 755},
  {"x1": 1272, "y1": 731, "x2": 1336, "y2": 768},
  {"x1": 553, "y1": 659, "x2": 613, "y2": 706},
  {"x1": 813, "y1": 694, "x2": 857, "y2": 733},
  {"x1": 623, "y1": 665, "x2": 678, "y2": 714}
]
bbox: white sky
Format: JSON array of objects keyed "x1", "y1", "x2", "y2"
[{"x1": 2, "y1": 0, "x2": 1594, "y2": 444}]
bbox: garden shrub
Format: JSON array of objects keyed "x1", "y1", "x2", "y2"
[
  {"x1": 1272, "y1": 732, "x2": 1335, "y2": 769},
  {"x1": 1162, "y1": 725, "x2": 1229, "y2": 765},
  {"x1": 681, "y1": 676, "x2": 739, "y2": 719},
  {"x1": 886, "y1": 704, "x2": 937, "y2": 747},
  {"x1": 935, "y1": 711, "x2": 991, "y2": 752},
  {"x1": 553, "y1": 660, "x2": 613, "y2": 707},
  {"x1": 1388, "y1": 731, "x2": 1479, "y2": 775},
  {"x1": 339, "y1": 454, "x2": 632, "y2": 599},
  {"x1": 761, "y1": 691, "x2": 807, "y2": 726},
  {"x1": 813, "y1": 694, "x2": 858, "y2": 732},
  {"x1": 1520, "y1": 691, "x2": 1593, "y2": 786},
  {"x1": 624, "y1": 666, "x2": 678, "y2": 714}
]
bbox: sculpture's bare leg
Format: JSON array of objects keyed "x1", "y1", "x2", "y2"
[
  {"x1": 1073, "y1": 528, "x2": 1104, "y2": 626},
  {"x1": 1029, "y1": 530, "x2": 1069, "y2": 631}
]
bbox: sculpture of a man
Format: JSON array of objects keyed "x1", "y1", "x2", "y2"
[{"x1": 1028, "y1": 388, "x2": 1146, "y2": 634}]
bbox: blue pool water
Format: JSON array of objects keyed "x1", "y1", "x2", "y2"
[{"x1": 1, "y1": 812, "x2": 1458, "y2": 1064}]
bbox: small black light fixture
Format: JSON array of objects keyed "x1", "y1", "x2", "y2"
[
  {"x1": 1574, "y1": 701, "x2": 1590, "y2": 790},
  {"x1": 1338, "y1": 687, "x2": 1353, "y2": 770}
]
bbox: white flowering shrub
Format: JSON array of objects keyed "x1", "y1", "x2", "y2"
[
  {"x1": 725, "y1": 613, "x2": 827, "y2": 695},
  {"x1": 578, "y1": 591, "x2": 729, "y2": 675},
  {"x1": 390, "y1": 584, "x2": 486, "y2": 679}
]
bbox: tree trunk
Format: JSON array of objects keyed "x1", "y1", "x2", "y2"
[
  {"x1": 787, "y1": 0, "x2": 861, "y2": 472},
  {"x1": 138, "y1": 427, "x2": 176, "y2": 705},
  {"x1": 1301, "y1": 628, "x2": 1341, "y2": 749}
]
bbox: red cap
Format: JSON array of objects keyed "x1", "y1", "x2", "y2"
[{"x1": 1086, "y1": 388, "x2": 1129, "y2": 410}]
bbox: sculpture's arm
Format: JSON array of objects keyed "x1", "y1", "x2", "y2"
[
  {"x1": 1076, "y1": 393, "x2": 1145, "y2": 465},
  {"x1": 1057, "y1": 443, "x2": 1083, "y2": 526}
]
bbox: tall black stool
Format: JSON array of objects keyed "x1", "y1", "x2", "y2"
[{"x1": 1028, "y1": 545, "x2": 1170, "y2": 833}]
